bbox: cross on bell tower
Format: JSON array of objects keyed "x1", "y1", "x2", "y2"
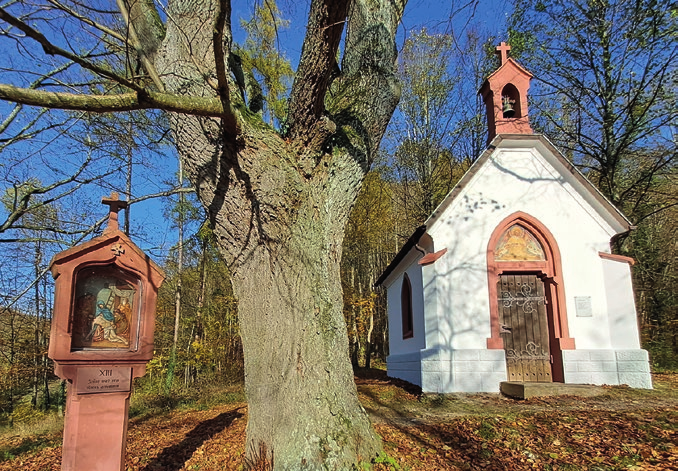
[
  {"x1": 102, "y1": 192, "x2": 128, "y2": 232},
  {"x1": 496, "y1": 42, "x2": 511, "y2": 65}
]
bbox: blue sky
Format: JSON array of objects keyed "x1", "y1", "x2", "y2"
[
  {"x1": 230, "y1": 0, "x2": 512, "y2": 65},
  {"x1": 0, "y1": 0, "x2": 517, "y2": 285}
]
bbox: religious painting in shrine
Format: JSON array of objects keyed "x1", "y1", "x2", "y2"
[
  {"x1": 71, "y1": 266, "x2": 140, "y2": 350},
  {"x1": 494, "y1": 224, "x2": 546, "y2": 261}
]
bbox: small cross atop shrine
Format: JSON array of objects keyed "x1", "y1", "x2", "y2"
[
  {"x1": 496, "y1": 42, "x2": 511, "y2": 65},
  {"x1": 102, "y1": 191, "x2": 128, "y2": 232}
]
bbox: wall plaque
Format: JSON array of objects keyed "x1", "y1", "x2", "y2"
[
  {"x1": 575, "y1": 296, "x2": 593, "y2": 317},
  {"x1": 76, "y1": 366, "x2": 132, "y2": 394}
]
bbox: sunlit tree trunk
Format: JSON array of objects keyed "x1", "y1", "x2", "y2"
[
  {"x1": 166, "y1": 159, "x2": 184, "y2": 393},
  {"x1": 32, "y1": 242, "x2": 41, "y2": 407}
]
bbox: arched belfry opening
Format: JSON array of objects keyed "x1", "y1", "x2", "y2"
[
  {"x1": 501, "y1": 83, "x2": 522, "y2": 119},
  {"x1": 479, "y1": 42, "x2": 533, "y2": 142}
]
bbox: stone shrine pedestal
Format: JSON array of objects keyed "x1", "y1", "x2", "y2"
[{"x1": 48, "y1": 193, "x2": 164, "y2": 471}]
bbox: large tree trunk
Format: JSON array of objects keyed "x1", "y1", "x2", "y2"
[
  {"x1": 235, "y1": 212, "x2": 378, "y2": 468},
  {"x1": 170, "y1": 121, "x2": 380, "y2": 468},
  {"x1": 153, "y1": 0, "x2": 404, "y2": 468}
]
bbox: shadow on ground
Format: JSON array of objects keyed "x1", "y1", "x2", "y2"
[{"x1": 141, "y1": 409, "x2": 243, "y2": 471}]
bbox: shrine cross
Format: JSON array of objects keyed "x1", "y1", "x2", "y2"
[
  {"x1": 496, "y1": 42, "x2": 511, "y2": 65},
  {"x1": 102, "y1": 191, "x2": 128, "y2": 232}
]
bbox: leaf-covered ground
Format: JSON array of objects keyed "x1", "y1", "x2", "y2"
[{"x1": 1, "y1": 372, "x2": 676, "y2": 470}]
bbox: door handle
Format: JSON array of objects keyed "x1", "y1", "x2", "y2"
[{"x1": 500, "y1": 324, "x2": 512, "y2": 333}]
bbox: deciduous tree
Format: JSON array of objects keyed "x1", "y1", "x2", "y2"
[
  {"x1": 384, "y1": 27, "x2": 493, "y2": 231},
  {"x1": 0, "y1": 0, "x2": 406, "y2": 467},
  {"x1": 508, "y1": 0, "x2": 677, "y2": 222}
]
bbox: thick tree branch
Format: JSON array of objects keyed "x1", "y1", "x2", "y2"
[
  {"x1": 126, "y1": 0, "x2": 165, "y2": 61},
  {"x1": 0, "y1": 83, "x2": 225, "y2": 116},
  {"x1": 155, "y1": 1, "x2": 219, "y2": 92},
  {"x1": 212, "y1": 0, "x2": 231, "y2": 106},
  {"x1": 326, "y1": 0, "x2": 405, "y2": 164},
  {"x1": 286, "y1": 0, "x2": 349, "y2": 147}
]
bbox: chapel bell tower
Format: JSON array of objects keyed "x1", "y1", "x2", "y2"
[{"x1": 479, "y1": 42, "x2": 533, "y2": 142}]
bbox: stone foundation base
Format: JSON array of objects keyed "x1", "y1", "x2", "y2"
[
  {"x1": 562, "y1": 349, "x2": 653, "y2": 389},
  {"x1": 387, "y1": 349, "x2": 507, "y2": 393},
  {"x1": 387, "y1": 348, "x2": 653, "y2": 393}
]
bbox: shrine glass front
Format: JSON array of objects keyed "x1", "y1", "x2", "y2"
[{"x1": 70, "y1": 265, "x2": 141, "y2": 351}]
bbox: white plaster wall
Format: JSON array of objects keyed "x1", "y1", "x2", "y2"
[
  {"x1": 601, "y1": 258, "x2": 641, "y2": 350},
  {"x1": 385, "y1": 252, "x2": 427, "y2": 356},
  {"x1": 421, "y1": 262, "x2": 442, "y2": 352},
  {"x1": 427, "y1": 147, "x2": 620, "y2": 354}
]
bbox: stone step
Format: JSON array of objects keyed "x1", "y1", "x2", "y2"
[{"x1": 500, "y1": 381, "x2": 605, "y2": 399}]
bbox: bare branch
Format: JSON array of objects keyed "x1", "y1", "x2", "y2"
[
  {"x1": 1, "y1": 153, "x2": 103, "y2": 232},
  {"x1": 0, "y1": 7, "x2": 142, "y2": 92},
  {"x1": 1, "y1": 186, "x2": 195, "y2": 239},
  {"x1": 127, "y1": 186, "x2": 195, "y2": 203},
  {"x1": 46, "y1": 0, "x2": 128, "y2": 44},
  {"x1": 0, "y1": 218, "x2": 106, "y2": 310},
  {"x1": 0, "y1": 61, "x2": 76, "y2": 150}
]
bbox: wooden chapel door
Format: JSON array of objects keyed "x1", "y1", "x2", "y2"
[{"x1": 498, "y1": 274, "x2": 552, "y2": 382}]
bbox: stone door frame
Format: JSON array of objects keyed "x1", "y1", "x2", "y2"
[{"x1": 486, "y1": 212, "x2": 575, "y2": 381}]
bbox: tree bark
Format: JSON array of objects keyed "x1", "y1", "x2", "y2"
[
  {"x1": 150, "y1": 0, "x2": 404, "y2": 465},
  {"x1": 234, "y1": 212, "x2": 379, "y2": 468}
]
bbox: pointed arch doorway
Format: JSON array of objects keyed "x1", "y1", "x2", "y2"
[{"x1": 487, "y1": 213, "x2": 575, "y2": 383}]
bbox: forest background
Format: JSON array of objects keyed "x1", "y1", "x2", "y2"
[{"x1": 0, "y1": 0, "x2": 675, "y2": 430}]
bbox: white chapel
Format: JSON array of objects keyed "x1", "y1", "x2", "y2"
[{"x1": 375, "y1": 43, "x2": 652, "y2": 393}]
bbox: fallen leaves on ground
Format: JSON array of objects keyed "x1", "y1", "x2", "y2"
[{"x1": 1, "y1": 373, "x2": 676, "y2": 470}]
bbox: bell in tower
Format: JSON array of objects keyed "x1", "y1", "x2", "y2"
[{"x1": 502, "y1": 96, "x2": 515, "y2": 118}]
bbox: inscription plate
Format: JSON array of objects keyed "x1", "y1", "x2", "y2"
[
  {"x1": 575, "y1": 296, "x2": 593, "y2": 317},
  {"x1": 76, "y1": 367, "x2": 131, "y2": 394}
]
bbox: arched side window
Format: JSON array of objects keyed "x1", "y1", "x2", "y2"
[{"x1": 401, "y1": 274, "x2": 414, "y2": 339}]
